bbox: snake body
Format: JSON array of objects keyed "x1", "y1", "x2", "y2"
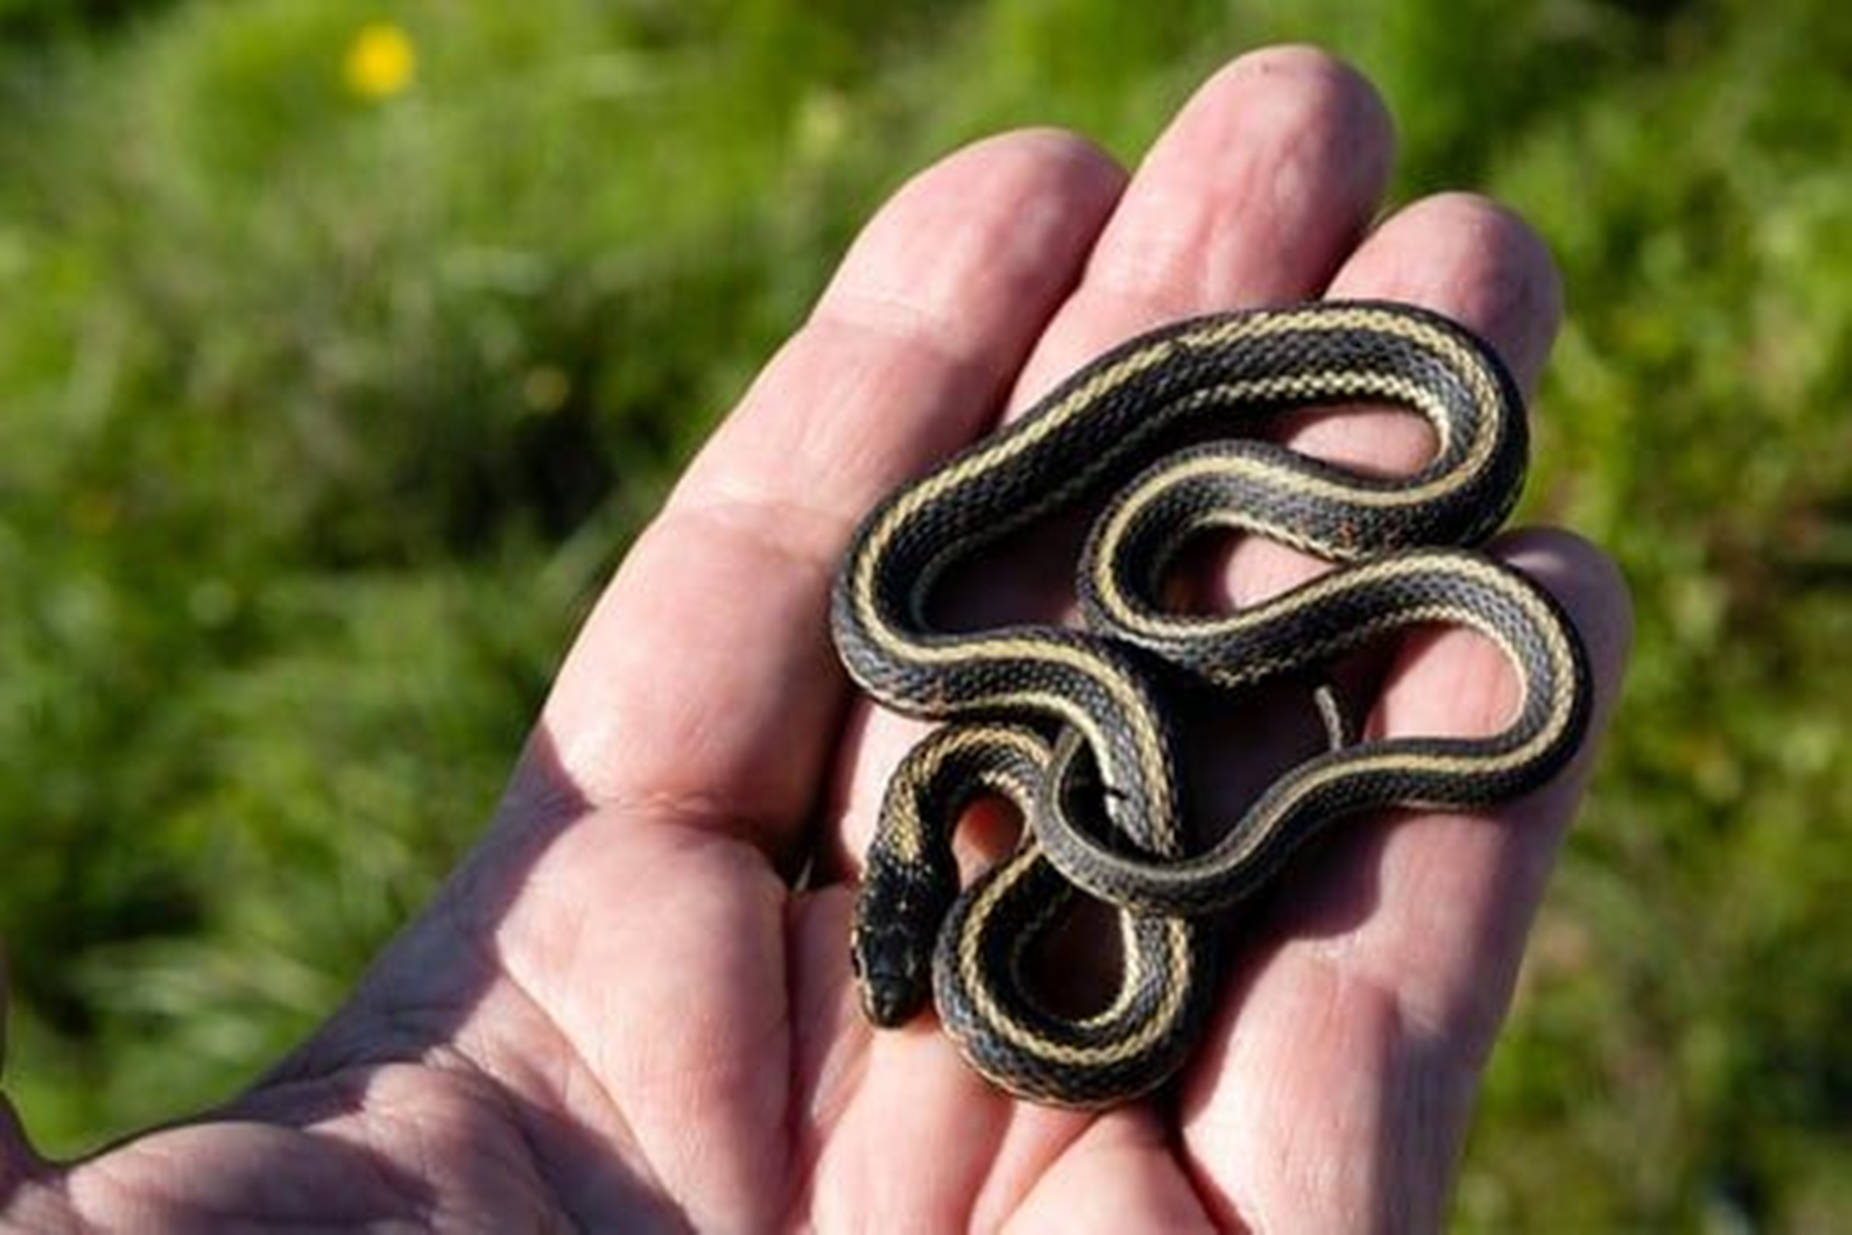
[{"x1": 833, "y1": 301, "x2": 1592, "y2": 1107}]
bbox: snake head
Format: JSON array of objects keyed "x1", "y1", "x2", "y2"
[{"x1": 851, "y1": 856, "x2": 956, "y2": 1027}]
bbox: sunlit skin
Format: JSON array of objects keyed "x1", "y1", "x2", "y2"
[{"x1": 0, "y1": 48, "x2": 1629, "y2": 1232}]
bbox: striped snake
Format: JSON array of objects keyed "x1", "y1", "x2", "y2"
[{"x1": 831, "y1": 301, "x2": 1591, "y2": 1107}]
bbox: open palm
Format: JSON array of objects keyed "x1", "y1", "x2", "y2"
[{"x1": 1, "y1": 49, "x2": 1628, "y2": 1233}]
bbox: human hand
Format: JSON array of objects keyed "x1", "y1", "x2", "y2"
[{"x1": 0, "y1": 47, "x2": 1629, "y2": 1233}]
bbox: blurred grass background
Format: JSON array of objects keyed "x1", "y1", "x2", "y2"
[{"x1": 2, "y1": 0, "x2": 1850, "y2": 1227}]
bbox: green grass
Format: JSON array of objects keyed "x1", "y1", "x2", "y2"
[{"x1": 5, "y1": 0, "x2": 1852, "y2": 1226}]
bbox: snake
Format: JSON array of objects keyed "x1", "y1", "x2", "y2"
[{"x1": 831, "y1": 300, "x2": 1593, "y2": 1108}]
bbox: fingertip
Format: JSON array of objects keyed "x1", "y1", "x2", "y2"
[
  {"x1": 1332, "y1": 192, "x2": 1564, "y2": 394},
  {"x1": 1017, "y1": 41, "x2": 1397, "y2": 394},
  {"x1": 1205, "y1": 42, "x2": 1397, "y2": 168}
]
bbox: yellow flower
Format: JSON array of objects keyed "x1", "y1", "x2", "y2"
[{"x1": 344, "y1": 22, "x2": 416, "y2": 101}]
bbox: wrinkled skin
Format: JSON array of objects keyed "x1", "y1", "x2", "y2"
[{"x1": 1, "y1": 47, "x2": 1630, "y2": 1234}]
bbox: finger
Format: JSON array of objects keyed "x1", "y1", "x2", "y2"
[
  {"x1": 1182, "y1": 532, "x2": 1629, "y2": 1231},
  {"x1": 1009, "y1": 45, "x2": 1395, "y2": 412},
  {"x1": 1350, "y1": 530, "x2": 1632, "y2": 1049},
  {"x1": 1179, "y1": 200, "x2": 1625, "y2": 1230},
  {"x1": 524, "y1": 130, "x2": 1125, "y2": 853},
  {"x1": 831, "y1": 46, "x2": 1397, "y2": 877}
]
